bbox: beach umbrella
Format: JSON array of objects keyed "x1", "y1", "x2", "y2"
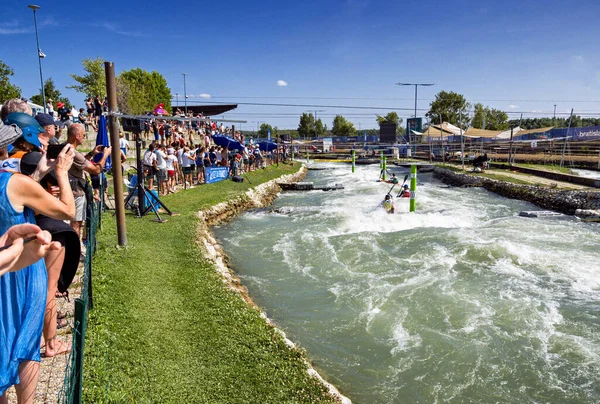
[
  {"x1": 211, "y1": 134, "x2": 244, "y2": 151},
  {"x1": 153, "y1": 102, "x2": 170, "y2": 116},
  {"x1": 94, "y1": 115, "x2": 111, "y2": 171},
  {"x1": 258, "y1": 141, "x2": 277, "y2": 152}
]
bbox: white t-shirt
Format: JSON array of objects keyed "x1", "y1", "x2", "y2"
[
  {"x1": 155, "y1": 149, "x2": 167, "y2": 170},
  {"x1": 143, "y1": 150, "x2": 156, "y2": 166},
  {"x1": 181, "y1": 152, "x2": 192, "y2": 167},
  {"x1": 119, "y1": 138, "x2": 129, "y2": 150},
  {"x1": 166, "y1": 155, "x2": 177, "y2": 171}
]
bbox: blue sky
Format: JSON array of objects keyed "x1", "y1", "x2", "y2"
[{"x1": 2, "y1": 0, "x2": 600, "y2": 130}]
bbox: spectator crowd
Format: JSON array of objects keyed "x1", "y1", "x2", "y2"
[
  {"x1": 0, "y1": 97, "x2": 291, "y2": 402},
  {"x1": 0, "y1": 97, "x2": 111, "y2": 403}
]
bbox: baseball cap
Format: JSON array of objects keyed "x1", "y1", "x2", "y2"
[
  {"x1": 35, "y1": 113, "x2": 62, "y2": 128},
  {"x1": 3, "y1": 112, "x2": 45, "y2": 149},
  {"x1": 0, "y1": 121, "x2": 23, "y2": 149},
  {"x1": 56, "y1": 102, "x2": 64, "y2": 108}
]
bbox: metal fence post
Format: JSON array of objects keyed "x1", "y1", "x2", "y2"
[{"x1": 73, "y1": 298, "x2": 86, "y2": 404}]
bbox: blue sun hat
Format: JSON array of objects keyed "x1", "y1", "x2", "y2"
[{"x1": 3, "y1": 112, "x2": 44, "y2": 149}]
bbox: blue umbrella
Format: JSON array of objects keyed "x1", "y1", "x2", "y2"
[
  {"x1": 211, "y1": 134, "x2": 244, "y2": 151},
  {"x1": 93, "y1": 115, "x2": 111, "y2": 171},
  {"x1": 258, "y1": 141, "x2": 277, "y2": 152}
]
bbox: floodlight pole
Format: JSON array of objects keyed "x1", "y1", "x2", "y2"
[
  {"x1": 396, "y1": 82, "x2": 434, "y2": 155},
  {"x1": 28, "y1": 4, "x2": 47, "y2": 113}
]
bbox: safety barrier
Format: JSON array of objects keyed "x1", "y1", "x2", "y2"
[{"x1": 57, "y1": 184, "x2": 103, "y2": 403}]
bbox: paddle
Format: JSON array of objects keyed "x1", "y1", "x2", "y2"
[{"x1": 396, "y1": 175, "x2": 409, "y2": 197}]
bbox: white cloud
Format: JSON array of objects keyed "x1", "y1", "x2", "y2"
[
  {"x1": 531, "y1": 110, "x2": 542, "y2": 113},
  {"x1": 95, "y1": 22, "x2": 147, "y2": 38},
  {"x1": 277, "y1": 80, "x2": 288, "y2": 87},
  {"x1": 0, "y1": 18, "x2": 57, "y2": 35},
  {"x1": 39, "y1": 17, "x2": 58, "y2": 28},
  {"x1": 573, "y1": 55, "x2": 584, "y2": 62},
  {"x1": 199, "y1": 94, "x2": 211, "y2": 98},
  {"x1": 0, "y1": 20, "x2": 29, "y2": 35},
  {"x1": 508, "y1": 104, "x2": 519, "y2": 109}
]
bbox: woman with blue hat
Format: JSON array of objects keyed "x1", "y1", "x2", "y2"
[{"x1": 0, "y1": 112, "x2": 76, "y2": 401}]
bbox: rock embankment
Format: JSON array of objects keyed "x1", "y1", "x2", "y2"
[
  {"x1": 434, "y1": 167, "x2": 600, "y2": 215},
  {"x1": 194, "y1": 166, "x2": 352, "y2": 404}
]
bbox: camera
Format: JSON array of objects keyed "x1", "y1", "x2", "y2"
[{"x1": 46, "y1": 143, "x2": 67, "y2": 159}]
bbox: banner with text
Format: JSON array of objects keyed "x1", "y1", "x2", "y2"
[{"x1": 205, "y1": 166, "x2": 230, "y2": 184}]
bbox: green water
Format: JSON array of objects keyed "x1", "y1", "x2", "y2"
[{"x1": 213, "y1": 163, "x2": 600, "y2": 403}]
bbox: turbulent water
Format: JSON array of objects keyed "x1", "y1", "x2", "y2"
[
  {"x1": 573, "y1": 168, "x2": 600, "y2": 180},
  {"x1": 213, "y1": 163, "x2": 600, "y2": 404}
]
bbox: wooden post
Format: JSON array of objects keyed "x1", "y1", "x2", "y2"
[{"x1": 104, "y1": 62, "x2": 127, "y2": 246}]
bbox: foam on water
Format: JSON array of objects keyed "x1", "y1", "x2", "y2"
[
  {"x1": 214, "y1": 162, "x2": 600, "y2": 403},
  {"x1": 572, "y1": 168, "x2": 600, "y2": 180}
]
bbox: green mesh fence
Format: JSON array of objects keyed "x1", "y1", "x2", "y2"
[{"x1": 57, "y1": 183, "x2": 103, "y2": 404}]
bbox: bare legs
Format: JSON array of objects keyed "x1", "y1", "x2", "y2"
[
  {"x1": 0, "y1": 361, "x2": 41, "y2": 404},
  {"x1": 42, "y1": 247, "x2": 71, "y2": 357}
]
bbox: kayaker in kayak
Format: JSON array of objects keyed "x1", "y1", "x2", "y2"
[
  {"x1": 382, "y1": 194, "x2": 395, "y2": 214},
  {"x1": 398, "y1": 184, "x2": 411, "y2": 198}
]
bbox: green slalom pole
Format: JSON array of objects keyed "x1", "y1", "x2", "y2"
[
  {"x1": 352, "y1": 150, "x2": 355, "y2": 173},
  {"x1": 382, "y1": 156, "x2": 387, "y2": 181},
  {"x1": 380, "y1": 151, "x2": 383, "y2": 169},
  {"x1": 410, "y1": 164, "x2": 417, "y2": 212}
]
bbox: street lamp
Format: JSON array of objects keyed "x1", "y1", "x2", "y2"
[
  {"x1": 396, "y1": 82, "x2": 434, "y2": 150},
  {"x1": 182, "y1": 73, "x2": 187, "y2": 115},
  {"x1": 28, "y1": 4, "x2": 46, "y2": 113}
]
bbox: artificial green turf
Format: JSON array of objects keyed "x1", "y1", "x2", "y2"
[{"x1": 83, "y1": 163, "x2": 338, "y2": 403}]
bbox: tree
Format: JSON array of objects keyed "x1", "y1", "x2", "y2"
[
  {"x1": 116, "y1": 68, "x2": 172, "y2": 114},
  {"x1": 0, "y1": 60, "x2": 21, "y2": 101},
  {"x1": 68, "y1": 57, "x2": 106, "y2": 99},
  {"x1": 30, "y1": 77, "x2": 72, "y2": 109},
  {"x1": 315, "y1": 119, "x2": 327, "y2": 137},
  {"x1": 426, "y1": 90, "x2": 471, "y2": 128},
  {"x1": 297, "y1": 113, "x2": 326, "y2": 138},
  {"x1": 471, "y1": 103, "x2": 509, "y2": 130},
  {"x1": 258, "y1": 123, "x2": 277, "y2": 139},
  {"x1": 298, "y1": 113, "x2": 316, "y2": 138},
  {"x1": 376, "y1": 111, "x2": 404, "y2": 134},
  {"x1": 331, "y1": 115, "x2": 356, "y2": 137}
]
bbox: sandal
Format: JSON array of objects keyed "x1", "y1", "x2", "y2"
[
  {"x1": 57, "y1": 317, "x2": 69, "y2": 330},
  {"x1": 56, "y1": 290, "x2": 70, "y2": 303}
]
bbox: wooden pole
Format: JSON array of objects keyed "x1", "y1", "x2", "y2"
[{"x1": 104, "y1": 62, "x2": 127, "y2": 246}]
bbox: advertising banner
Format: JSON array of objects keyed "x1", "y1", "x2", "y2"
[{"x1": 205, "y1": 167, "x2": 229, "y2": 184}]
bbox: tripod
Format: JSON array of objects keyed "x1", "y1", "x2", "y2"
[{"x1": 123, "y1": 132, "x2": 173, "y2": 223}]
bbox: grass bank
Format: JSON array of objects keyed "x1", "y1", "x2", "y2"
[{"x1": 84, "y1": 162, "x2": 338, "y2": 403}]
